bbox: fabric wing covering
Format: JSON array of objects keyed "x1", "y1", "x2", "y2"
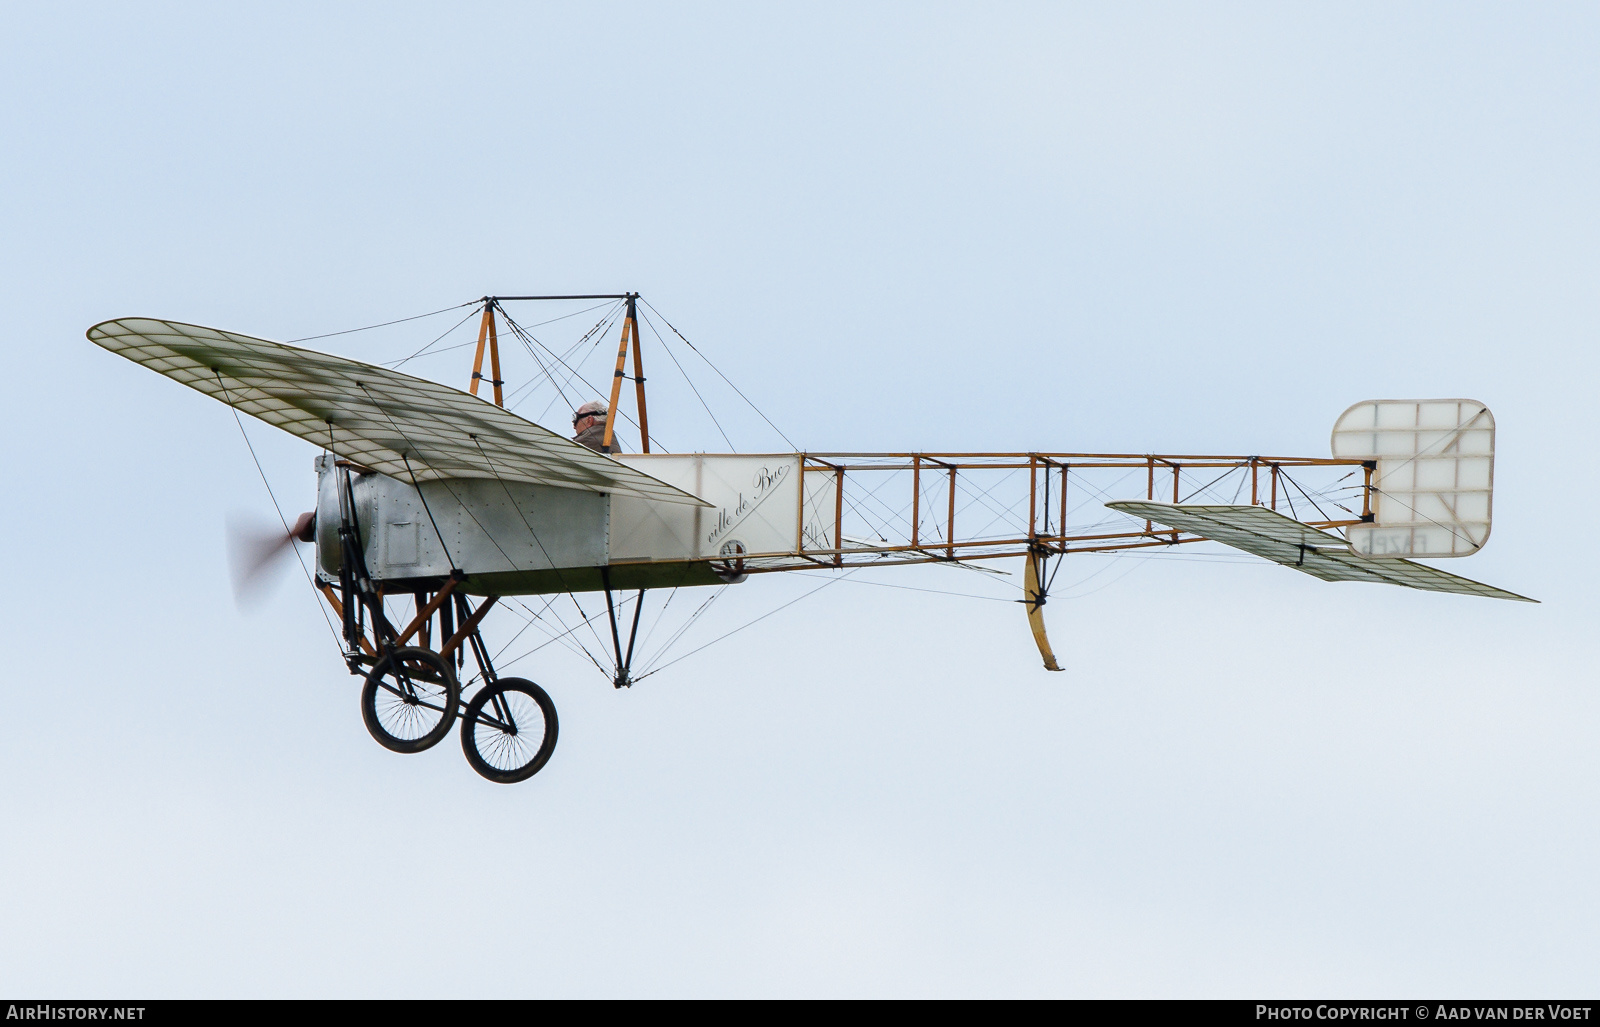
[
  {"x1": 89, "y1": 318, "x2": 709, "y2": 507},
  {"x1": 1105, "y1": 501, "x2": 1533, "y2": 602}
]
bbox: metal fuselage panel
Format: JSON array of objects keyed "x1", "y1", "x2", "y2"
[
  {"x1": 311, "y1": 453, "x2": 792, "y2": 596},
  {"x1": 315, "y1": 454, "x2": 614, "y2": 595}
]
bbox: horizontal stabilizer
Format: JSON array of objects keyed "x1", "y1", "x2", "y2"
[
  {"x1": 1105, "y1": 501, "x2": 1534, "y2": 602},
  {"x1": 89, "y1": 318, "x2": 709, "y2": 507}
]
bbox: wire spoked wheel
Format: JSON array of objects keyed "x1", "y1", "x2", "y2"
[
  {"x1": 361, "y1": 647, "x2": 461, "y2": 754},
  {"x1": 460, "y1": 678, "x2": 559, "y2": 784}
]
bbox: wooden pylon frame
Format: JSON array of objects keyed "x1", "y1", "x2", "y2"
[
  {"x1": 602, "y1": 293, "x2": 650, "y2": 454},
  {"x1": 468, "y1": 300, "x2": 505, "y2": 407}
]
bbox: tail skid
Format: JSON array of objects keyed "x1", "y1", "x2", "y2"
[{"x1": 1023, "y1": 550, "x2": 1064, "y2": 672}]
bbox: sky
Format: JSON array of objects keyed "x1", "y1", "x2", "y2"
[{"x1": 2, "y1": 1, "x2": 1597, "y2": 998}]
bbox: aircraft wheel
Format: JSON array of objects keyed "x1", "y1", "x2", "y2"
[
  {"x1": 361, "y1": 647, "x2": 460, "y2": 754},
  {"x1": 460, "y1": 678, "x2": 559, "y2": 784}
]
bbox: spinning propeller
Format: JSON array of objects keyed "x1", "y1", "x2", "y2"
[{"x1": 227, "y1": 511, "x2": 315, "y2": 606}]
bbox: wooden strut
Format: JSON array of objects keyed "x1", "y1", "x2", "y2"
[
  {"x1": 765, "y1": 536, "x2": 1197, "y2": 572},
  {"x1": 1145, "y1": 455, "x2": 1155, "y2": 535},
  {"x1": 487, "y1": 310, "x2": 504, "y2": 407},
  {"x1": 629, "y1": 296, "x2": 649, "y2": 454},
  {"x1": 833, "y1": 466, "x2": 845, "y2": 567},
  {"x1": 903, "y1": 455, "x2": 961, "y2": 559},
  {"x1": 317, "y1": 583, "x2": 375, "y2": 656},
  {"x1": 396, "y1": 577, "x2": 458, "y2": 647},
  {"x1": 413, "y1": 590, "x2": 431, "y2": 649},
  {"x1": 911, "y1": 455, "x2": 920, "y2": 547},
  {"x1": 468, "y1": 302, "x2": 505, "y2": 407},
  {"x1": 602, "y1": 294, "x2": 649, "y2": 453},
  {"x1": 794, "y1": 452, "x2": 808, "y2": 554},
  {"x1": 319, "y1": 579, "x2": 481, "y2": 661},
  {"x1": 1060, "y1": 463, "x2": 1068, "y2": 537},
  {"x1": 789, "y1": 452, "x2": 1356, "y2": 465},
  {"x1": 780, "y1": 452, "x2": 1363, "y2": 568},
  {"x1": 947, "y1": 466, "x2": 956, "y2": 560},
  {"x1": 439, "y1": 596, "x2": 500, "y2": 660},
  {"x1": 1170, "y1": 462, "x2": 1180, "y2": 542},
  {"x1": 769, "y1": 523, "x2": 1367, "y2": 572},
  {"x1": 1028, "y1": 454, "x2": 1038, "y2": 543},
  {"x1": 754, "y1": 518, "x2": 1362, "y2": 564}
]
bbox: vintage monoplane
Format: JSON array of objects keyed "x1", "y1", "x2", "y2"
[{"x1": 89, "y1": 294, "x2": 1532, "y2": 783}]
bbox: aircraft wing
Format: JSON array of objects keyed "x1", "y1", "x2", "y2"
[
  {"x1": 1106, "y1": 501, "x2": 1534, "y2": 602},
  {"x1": 89, "y1": 317, "x2": 710, "y2": 507}
]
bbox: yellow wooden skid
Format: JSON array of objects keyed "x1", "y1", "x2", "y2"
[{"x1": 1023, "y1": 552, "x2": 1063, "y2": 672}]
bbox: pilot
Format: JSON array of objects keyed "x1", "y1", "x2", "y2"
[{"x1": 572, "y1": 400, "x2": 612, "y2": 453}]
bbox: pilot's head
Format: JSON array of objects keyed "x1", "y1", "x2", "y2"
[{"x1": 573, "y1": 400, "x2": 608, "y2": 435}]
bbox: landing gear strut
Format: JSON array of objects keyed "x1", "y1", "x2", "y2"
[{"x1": 323, "y1": 465, "x2": 560, "y2": 782}]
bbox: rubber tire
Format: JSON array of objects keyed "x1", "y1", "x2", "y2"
[
  {"x1": 361, "y1": 647, "x2": 460, "y2": 754},
  {"x1": 460, "y1": 678, "x2": 559, "y2": 784}
]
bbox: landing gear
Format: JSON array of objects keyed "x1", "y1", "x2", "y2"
[
  {"x1": 459, "y1": 678, "x2": 559, "y2": 784},
  {"x1": 361, "y1": 647, "x2": 460, "y2": 753},
  {"x1": 325, "y1": 464, "x2": 560, "y2": 783},
  {"x1": 338, "y1": 587, "x2": 562, "y2": 782}
]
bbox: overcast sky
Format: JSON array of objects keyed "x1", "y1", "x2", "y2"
[{"x1": 3, "y1": 2, "x2": 1597, "y2": 997}]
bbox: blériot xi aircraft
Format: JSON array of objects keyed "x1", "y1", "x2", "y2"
[{"x1": 89, "y1": 293, "x2": 1532, "y2": 783}]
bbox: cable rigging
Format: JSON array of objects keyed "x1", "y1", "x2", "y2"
[
  {"x1": 287, "y1": 301, "x2": 477, "y2": 344},
  {"x1": 639, "y1": 296, "x2": 799, "y2": 451},
  {"x1": 214, "y1": 372, "x2": 345, "y2": 655},
  {"x1": 303, "y1": 292, "x2": 1118, "y2": 691},
  {"x1": 385, "y1": 308, "x2": 484, "y2": 369}
]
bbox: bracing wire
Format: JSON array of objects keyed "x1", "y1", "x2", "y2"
[
  {"x1": 1229, "y1": 467, "x2": 1249, "y2": 505},
  {"x1": 466, "y1": 434, "x2": 622, "y2": 676},
  {"x1": 519, "y1": 300, "x2": 618, "y2": 331},
  {"x1": 332, "y1": 295, "x2": 1383, "y2": 687},
  {"x1": 1180, "y1": 464, "x2": 1245, "y2": 504},
  {"x1": 639, "y1": 297, "x2": 799, "y2": 450},
  {"x1": 638, "y1": 309, "x2": 735, "y2": 450},
  {"x1": 501, "y1": 595, "x2": 617, "y2": 668},
  {"x1": 637, "y1": 586, "x2": 728, "y2": 675},
  {"x1": 1277, "y1": 469, "x2": 1334, "y2": 524},
  {"x1": 213, "y1": 372, "x2": 344, "y2": 654},
  {"x1": 525, "y1": 305, "x2": 626, "y2": 421},
  {"x1": 631, "y1": 585, "x2": 680, "y2": 659},
  {"x1": 1052, "y1": 554, "x2": 1150, "y2": 600},
  {"x1": 634, "y1": 571, "x2": 857, "y2": 683},
  {"x1": 352, "y1": 381, "x2": 616, "y2": 672},
  {"x1": 504, "y1": 314, "x2": 615, "y2": 412},
  {"x1": 502, "y1": 303, "x2": 670, "y2": 451},
  {"x1": 386, "y1": 308, "x2": 483, "y2": 369},
  {"x1": 491, "y1": 596, "x2": 557, "y2": 659},
  {"x1": 287, "y1": 301, "x2": 477, "y2": 343},
  {"x1": 786, "y1": 571, "x2": 1012, "y2": 603},
  {"x1": 497, "y1": 307, "x2": 582, "y2": 414},
  {"x1": 496, "y1": 599, "x2": 633, "y2": 674}
]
